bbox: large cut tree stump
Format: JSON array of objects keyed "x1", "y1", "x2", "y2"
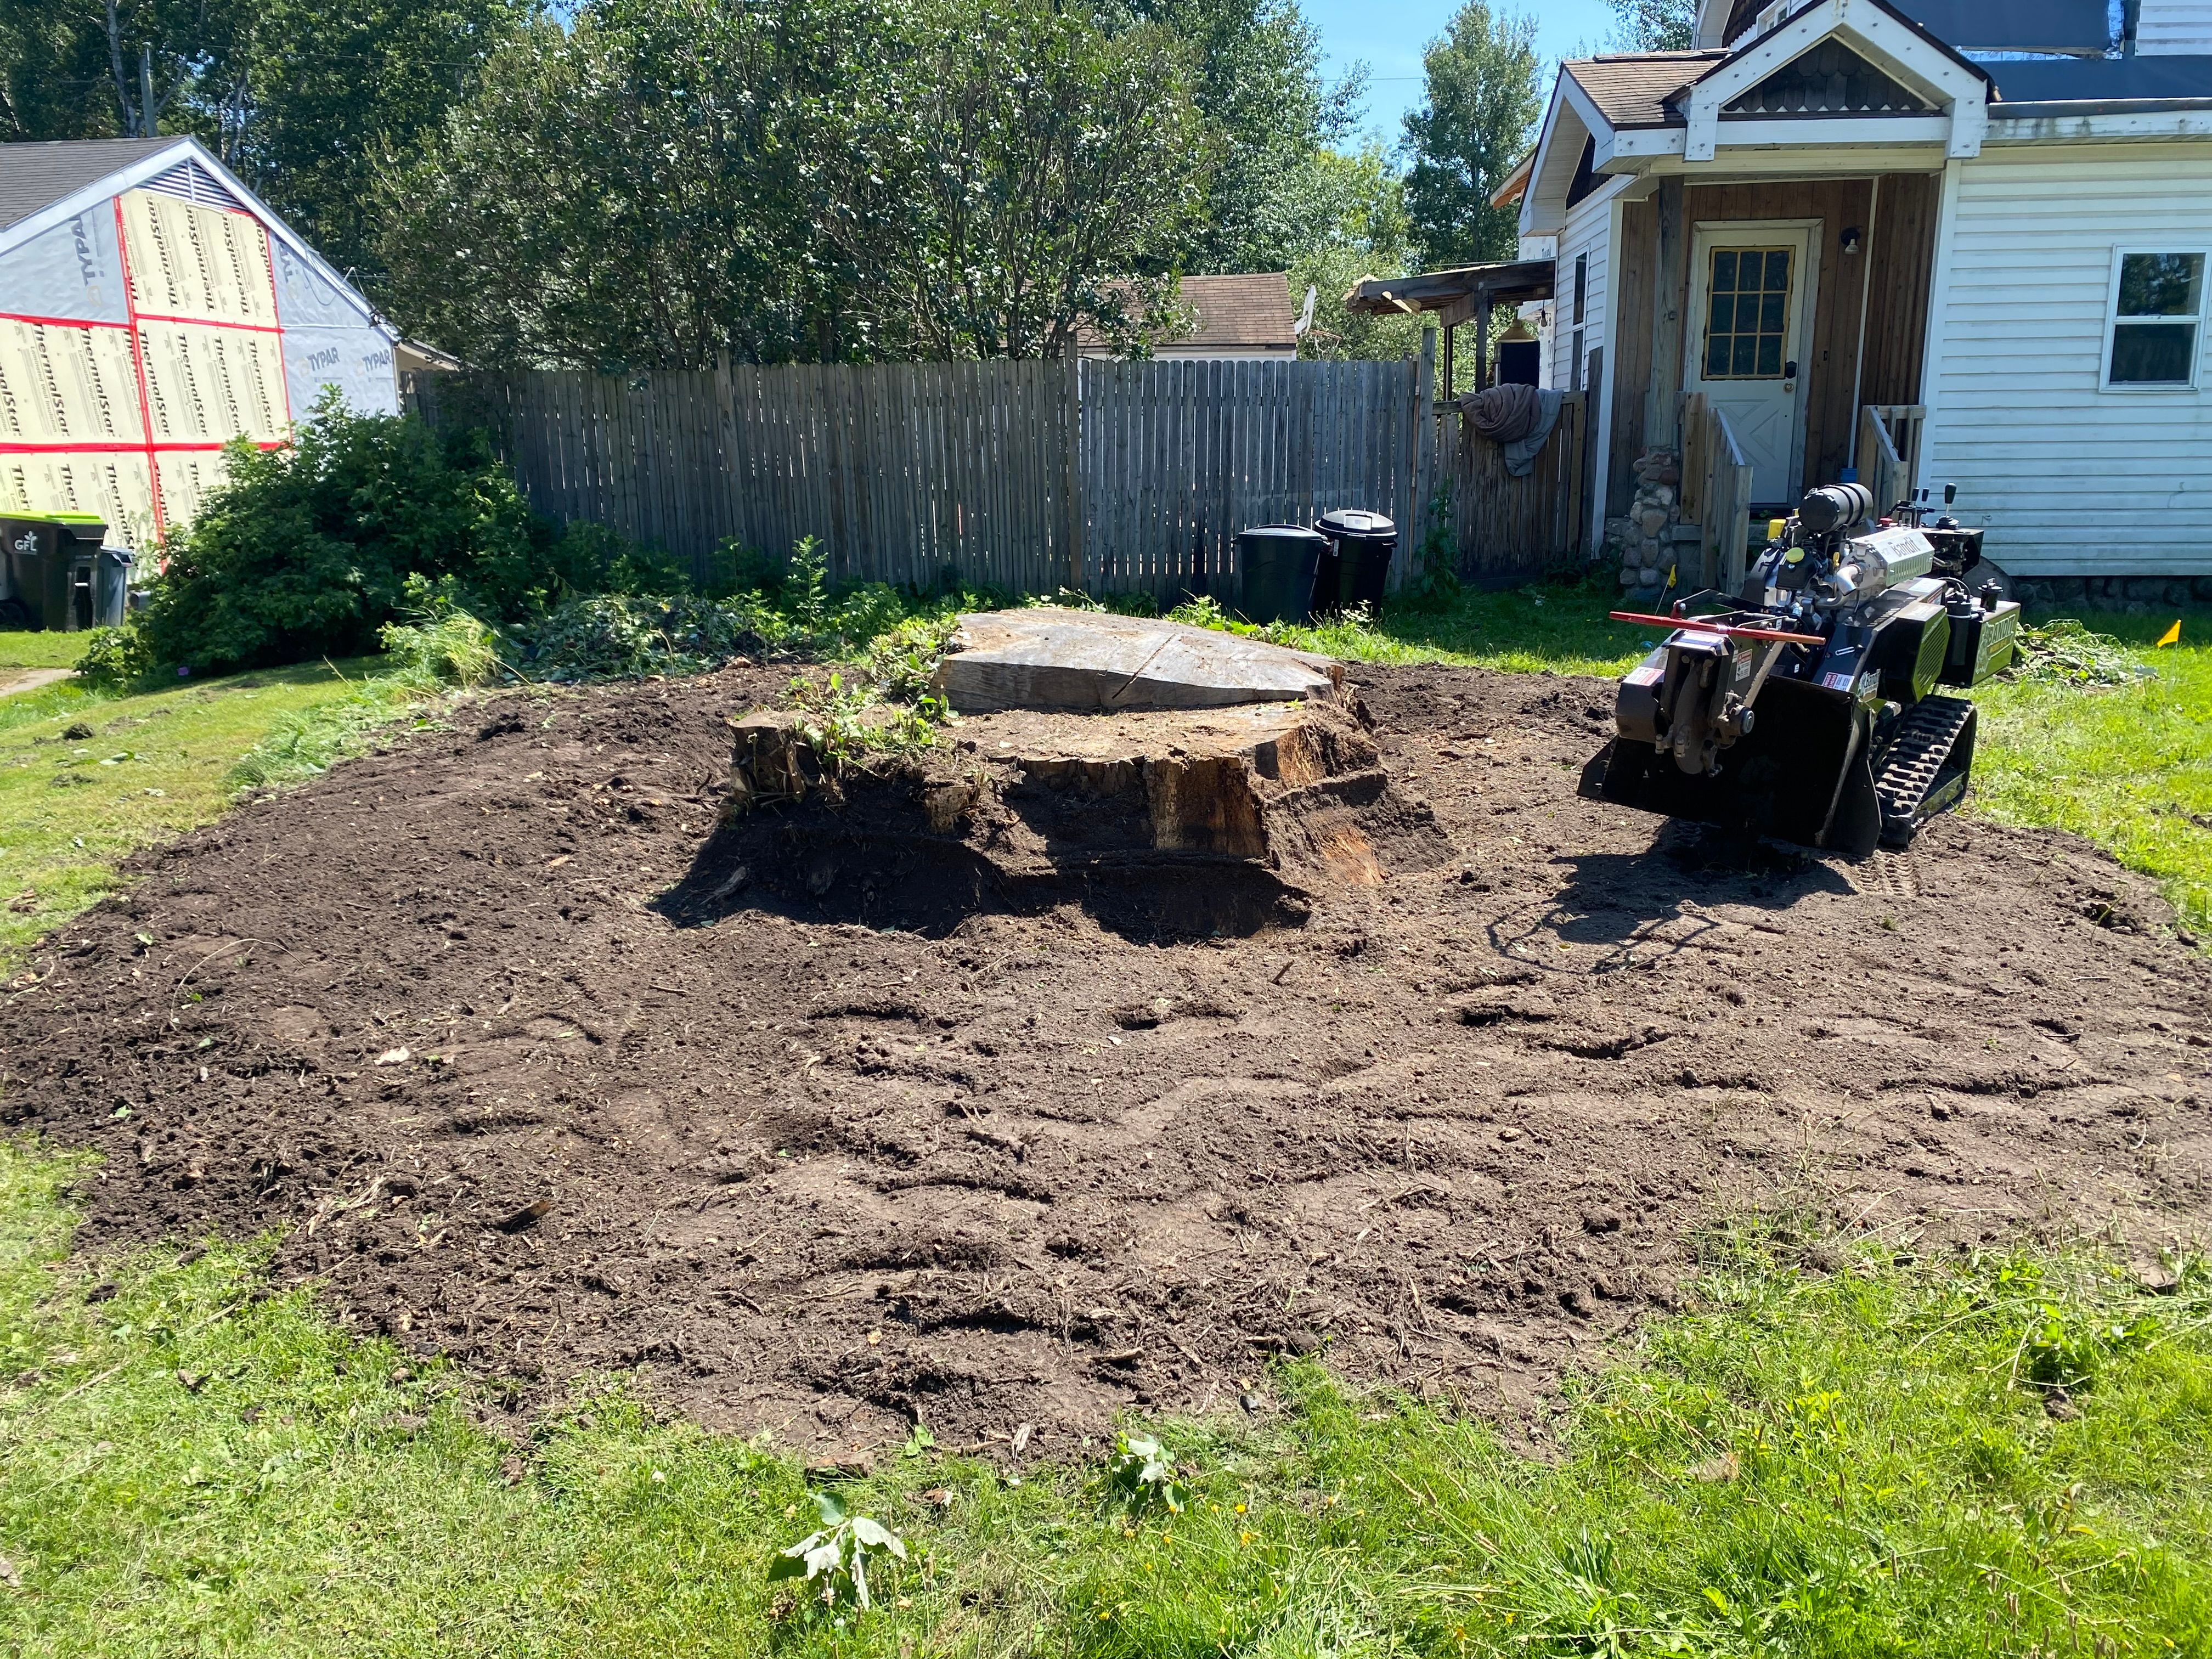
[{"x1": 933, "y1": 608, "x2": 1341, "y2": 713}]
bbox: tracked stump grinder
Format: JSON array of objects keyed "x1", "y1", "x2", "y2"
[{"x1": 1595, "y1": 483, "x2": 2021, "y2": 855}]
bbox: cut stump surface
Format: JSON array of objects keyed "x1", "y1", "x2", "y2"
[{"x1": 934, "y1": 607, "x2": 1341, "y2": 714}]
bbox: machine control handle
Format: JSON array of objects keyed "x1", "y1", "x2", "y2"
[{"x1": 1610, "y1": 611, "x2": 1827, "y2": 646}]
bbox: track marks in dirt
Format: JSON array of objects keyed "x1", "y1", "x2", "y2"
[{"x1": 5, "y1": 664, "x2": 2210, "y2": 1457}]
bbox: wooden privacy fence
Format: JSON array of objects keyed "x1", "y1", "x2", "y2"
[
  {"x1": 433, "y1": 353, "x2": 1589, "y2": 599},
  {"x1": 1680, "y1": 392, "x2": 1755, "y2": 591},
  {"x1": 1437, "y1": 390, "x2": 1588, "y2": 585}
]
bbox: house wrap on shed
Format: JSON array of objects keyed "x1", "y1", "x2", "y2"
[{"x1": 0, "y1": 137, "x2": 399, "y2": 552}]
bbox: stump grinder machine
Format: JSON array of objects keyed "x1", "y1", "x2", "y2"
[{"x1": 1596, "y1": 483, "x2": 2021, "y2": 854}]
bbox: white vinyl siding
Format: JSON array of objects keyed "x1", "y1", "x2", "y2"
[
  {"x1": 2137, "y1": 0, "x2": 2212, "y2": 54},
  {"x1": 1920, "y1": 145, "x2": 2212, "y2": 575},
  {"x1": 1552, "y1": 190, "x2": 1610, "y2": 393}
]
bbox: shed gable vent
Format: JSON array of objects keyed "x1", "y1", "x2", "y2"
[
  {"x1": 1722, "y1": 40, "x2": 1937, "y2": 116},
  {"x1": 139, "y1": 161, "x2": 246, "y2": 215}
]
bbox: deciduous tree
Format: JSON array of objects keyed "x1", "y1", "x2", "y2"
[{"x1": 1400, "y1": 1, "x2": 1540, "y2": 271}]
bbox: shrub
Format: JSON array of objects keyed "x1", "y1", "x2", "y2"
[
  {"x1": 73, "y1": 623, "x2": 155, "y2": 690},
  {"x1": 138, "y1": 391, "x2": 668, "y2": 676}
]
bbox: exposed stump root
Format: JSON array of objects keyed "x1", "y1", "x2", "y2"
[{"x1": 712, "y1": 699, "x2": 1451, "y2": 936}]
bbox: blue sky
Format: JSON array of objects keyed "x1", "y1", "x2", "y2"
[{"x1": 1305, "y1": 0, "x2": 1623, "y2": 144}]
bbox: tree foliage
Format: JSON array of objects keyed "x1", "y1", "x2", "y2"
[
  {"x1": 0, "y1": 0, "x2": 525, "y2": 280},
  {"x1": 1400, "y1": 1, "x2": 1541, "y2": 272},
  {"x1": 1289, "y1": 144, "x2": 1424, "y2": 362},
  {"x1": 828, "y1": 0, "x2": 1211, "y2": 359},
  {"x1": 1609, "y1": 0, "x2": 1697, "y2": 51}
]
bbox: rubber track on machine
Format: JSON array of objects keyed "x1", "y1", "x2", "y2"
[{"x1": 1874, "y1": 696, "x2": 1974, "y2": 836}]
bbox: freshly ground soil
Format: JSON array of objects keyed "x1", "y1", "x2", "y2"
[{"x1": 8, "y1": 664, "x2": 2210, "y2": 1463}]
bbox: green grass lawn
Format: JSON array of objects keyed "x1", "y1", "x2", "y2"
[
  {"x1": 2, "y1": 1139, "x2": 2206, "y2": 1657},
  {"x1": 0, "y1": 629, "x2": 91, "y2": 672},
  {"x1": 0, "y1": 658, "x2": 393, "y2": 969},
  {"x1": 1972, "y1": 612, "x2": 2212, "y2": 938}
]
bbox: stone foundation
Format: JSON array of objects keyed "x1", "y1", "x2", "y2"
[
  {"x1": 2007, "y1": 573, "x2": 2212, "y2": 613},
  {"x1": 1607, "y1": 449, "x2": 1688, "y2": 605}
]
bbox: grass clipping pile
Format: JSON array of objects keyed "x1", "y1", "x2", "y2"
[{"x1": 6, "y1": 612, "x2": 2211, "y2": 1464}]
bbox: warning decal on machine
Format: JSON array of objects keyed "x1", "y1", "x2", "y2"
[
  {"x1": 1820, "y1": 671, "x2": 1857, "y2": 692},
  {"x1": 1626, "y1": 665, "x2": 1662, "y2": 687}
]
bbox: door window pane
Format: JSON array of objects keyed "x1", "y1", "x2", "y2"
[{"x1": 1702, "y1": 245, "x2": 1793, "y2": 380}]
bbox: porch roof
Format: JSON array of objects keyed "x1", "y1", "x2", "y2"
[
  {"x1": 1564, "y1": 52, "x2": 1725, "y2": 131},
  {"x1": 1342, "y1": 259, "x2": 1556, "y2": 324}
]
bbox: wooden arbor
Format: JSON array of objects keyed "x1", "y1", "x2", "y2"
[{"x1": 1342, "y1": 259, "x2": 1556, "y2": 398}]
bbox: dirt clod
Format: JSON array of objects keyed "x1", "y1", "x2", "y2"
[{"x1": 5, "y1": 663, "x2": 2209, "y2": 1457}]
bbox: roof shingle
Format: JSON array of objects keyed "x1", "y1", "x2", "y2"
[
  {"x1": 1565, "y1": 51, "x2": 1729, "y2": 129},
  {"x1": 0, "y1": 138, "x2": 186, "y2": 230}
]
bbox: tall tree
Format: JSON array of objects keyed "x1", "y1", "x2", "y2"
[
  {"x1": 1286, "y1": 143, "x2": 1424, "y2": 362},
  {"x1": 376, "y1": 0, "x2": 876, "y2": 370},
  {"x1": 834, "y1": 0, "x2": 1212, "y2": 359},
  {"x1": 1608, "y1": 0, "x2": 1696, "y2": 50},
  {"x1": 1110, "y1": 0, "x2": 1353, "y2": 274},
  {"x1": 1400, "y1": 2, "x2": 1540, "y2": 271},
  {"x1": 216, "y1": 0, "x2": 535, "y2": 284}
]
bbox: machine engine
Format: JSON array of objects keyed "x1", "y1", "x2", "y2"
[{"x1": 1595, "y1": 482, "x2": 2021, "y2": 854}]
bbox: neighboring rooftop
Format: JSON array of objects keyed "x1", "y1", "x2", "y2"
[
  {"x1": 0, "y1": 137, "x2": 183, "y2": 229},
  {"x1": 1080, "y1": 272, "x2": 1297, "y2": 358}
]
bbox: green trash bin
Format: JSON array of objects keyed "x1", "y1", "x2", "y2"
[{"x1": 1235, "y1": 525, "x2": 1327, "y2": 625}]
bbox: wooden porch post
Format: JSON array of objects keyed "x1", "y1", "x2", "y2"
[{"x1": 1648, "y1": 177, "x2": 1689, "y2": 453}]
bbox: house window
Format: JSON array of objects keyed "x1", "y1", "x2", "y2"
[
  {"x1": 1571, "y1": 253, "x2": 1587, "y2": 392},
  {"x1": 2107, "y1": 251, "x2": 2206, "y2": 388},
  {"x1": 1703, "y1": 247, "x2": 1793, "y2": 379}
]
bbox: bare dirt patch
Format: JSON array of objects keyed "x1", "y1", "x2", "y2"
[{"x1": 8, "y1": 664, "x2": 2210, "y2": 1462}]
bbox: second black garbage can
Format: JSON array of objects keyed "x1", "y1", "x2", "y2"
[
  {"x1": 1314, "y1": 508, "x2": 1397, "y2": 614},
  {"x1": 1235, "y1": 524, "x2": 1328, "y2": 625}
]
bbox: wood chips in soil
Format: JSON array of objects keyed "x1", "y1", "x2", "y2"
[{"x1": 7, "y1": 664, "x2": 2210, "y2": 1461}]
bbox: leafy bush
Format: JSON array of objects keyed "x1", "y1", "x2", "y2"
[
  {"x1": 139, "y1": 392, "x2": 674, "y2": 676},
  {"x1": 72, "y1": 623, "x2": 155, "y2": 691}
]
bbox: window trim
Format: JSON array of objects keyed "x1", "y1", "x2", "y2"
[{"x1": 2101, "y1": 246, "x2": 2208, "y2": 394}]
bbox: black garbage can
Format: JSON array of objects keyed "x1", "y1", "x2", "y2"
[
  {"x1": 1234, "y1": 525, "x2": 1327, "y2": 625},
  {"x1": 1, "y1": 513, "x2": 113, "y2": 630},
  {"x1": 1314, "y1": 508, "x2": 1397, "y2": 614}
]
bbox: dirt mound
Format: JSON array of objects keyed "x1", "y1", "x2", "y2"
[{"x1": 7, "y1": 664, "x2": 2209, "y2": 1463}]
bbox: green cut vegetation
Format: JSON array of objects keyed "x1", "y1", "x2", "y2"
[
  {"x1": 1971, "y1": 611, "x2": 2212, "y2": 938},
  {"x1": 2, "y1": 1137, "x2": 2207, "y2": 1657}
]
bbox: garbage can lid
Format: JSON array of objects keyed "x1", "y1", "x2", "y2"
[
  {"x1": 1237, "y1": 523, "x2": 1330, "y2": 546},
  {"x1": 1316, "y1": 508, "x2": 1395, "y2": 537}
]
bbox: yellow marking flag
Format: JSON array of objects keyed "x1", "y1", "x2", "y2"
[{"x1": 2156, "y1": 619, "x2": 2183, "y2": 648}]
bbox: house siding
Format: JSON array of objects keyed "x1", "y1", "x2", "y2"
[
  {"x1": 2136, "y1": 1, "x2": 2212, "y2": 54},
  {"x1": 1921, "y1": 144, "x2": 2212, "y2": 575},
  {"x1": 1553, "y1": 189, "x2": 1611, "y2": 394}
]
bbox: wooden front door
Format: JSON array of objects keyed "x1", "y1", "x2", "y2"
[{"x1": 1685, "y1": 222, "x2": 1819, "y2": 505}]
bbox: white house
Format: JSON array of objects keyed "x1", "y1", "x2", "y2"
[
  {"x1": 1487, "y1": 0, "x2": 2212, "y2": 597},
  {"x1": 0, "y1": 137, "x2": 400, "y2": 551}
]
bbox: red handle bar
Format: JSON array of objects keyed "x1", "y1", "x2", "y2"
[{"x1": 1610, "y1": 611, "x2": 1827, "y2": 647}]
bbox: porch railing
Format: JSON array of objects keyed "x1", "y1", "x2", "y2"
[
  {"x1": 1858, "y1": 404, "x2": 1926, "y2": 515},
  {"x1": 1681, "y1": 392, "x2": 1755, "y2": 592}
]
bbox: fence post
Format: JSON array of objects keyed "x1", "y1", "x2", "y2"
[
  {"x1": 1406, "y1": 326, "x2": 1436, "y2": 588},
  {"x1": 1063, "y1": 352, "x2": 1086, "y2": 592}
]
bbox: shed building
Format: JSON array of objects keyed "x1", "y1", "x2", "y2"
[{"x1": 0, "y1": 136, "x2": 398, "y2": 551}]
